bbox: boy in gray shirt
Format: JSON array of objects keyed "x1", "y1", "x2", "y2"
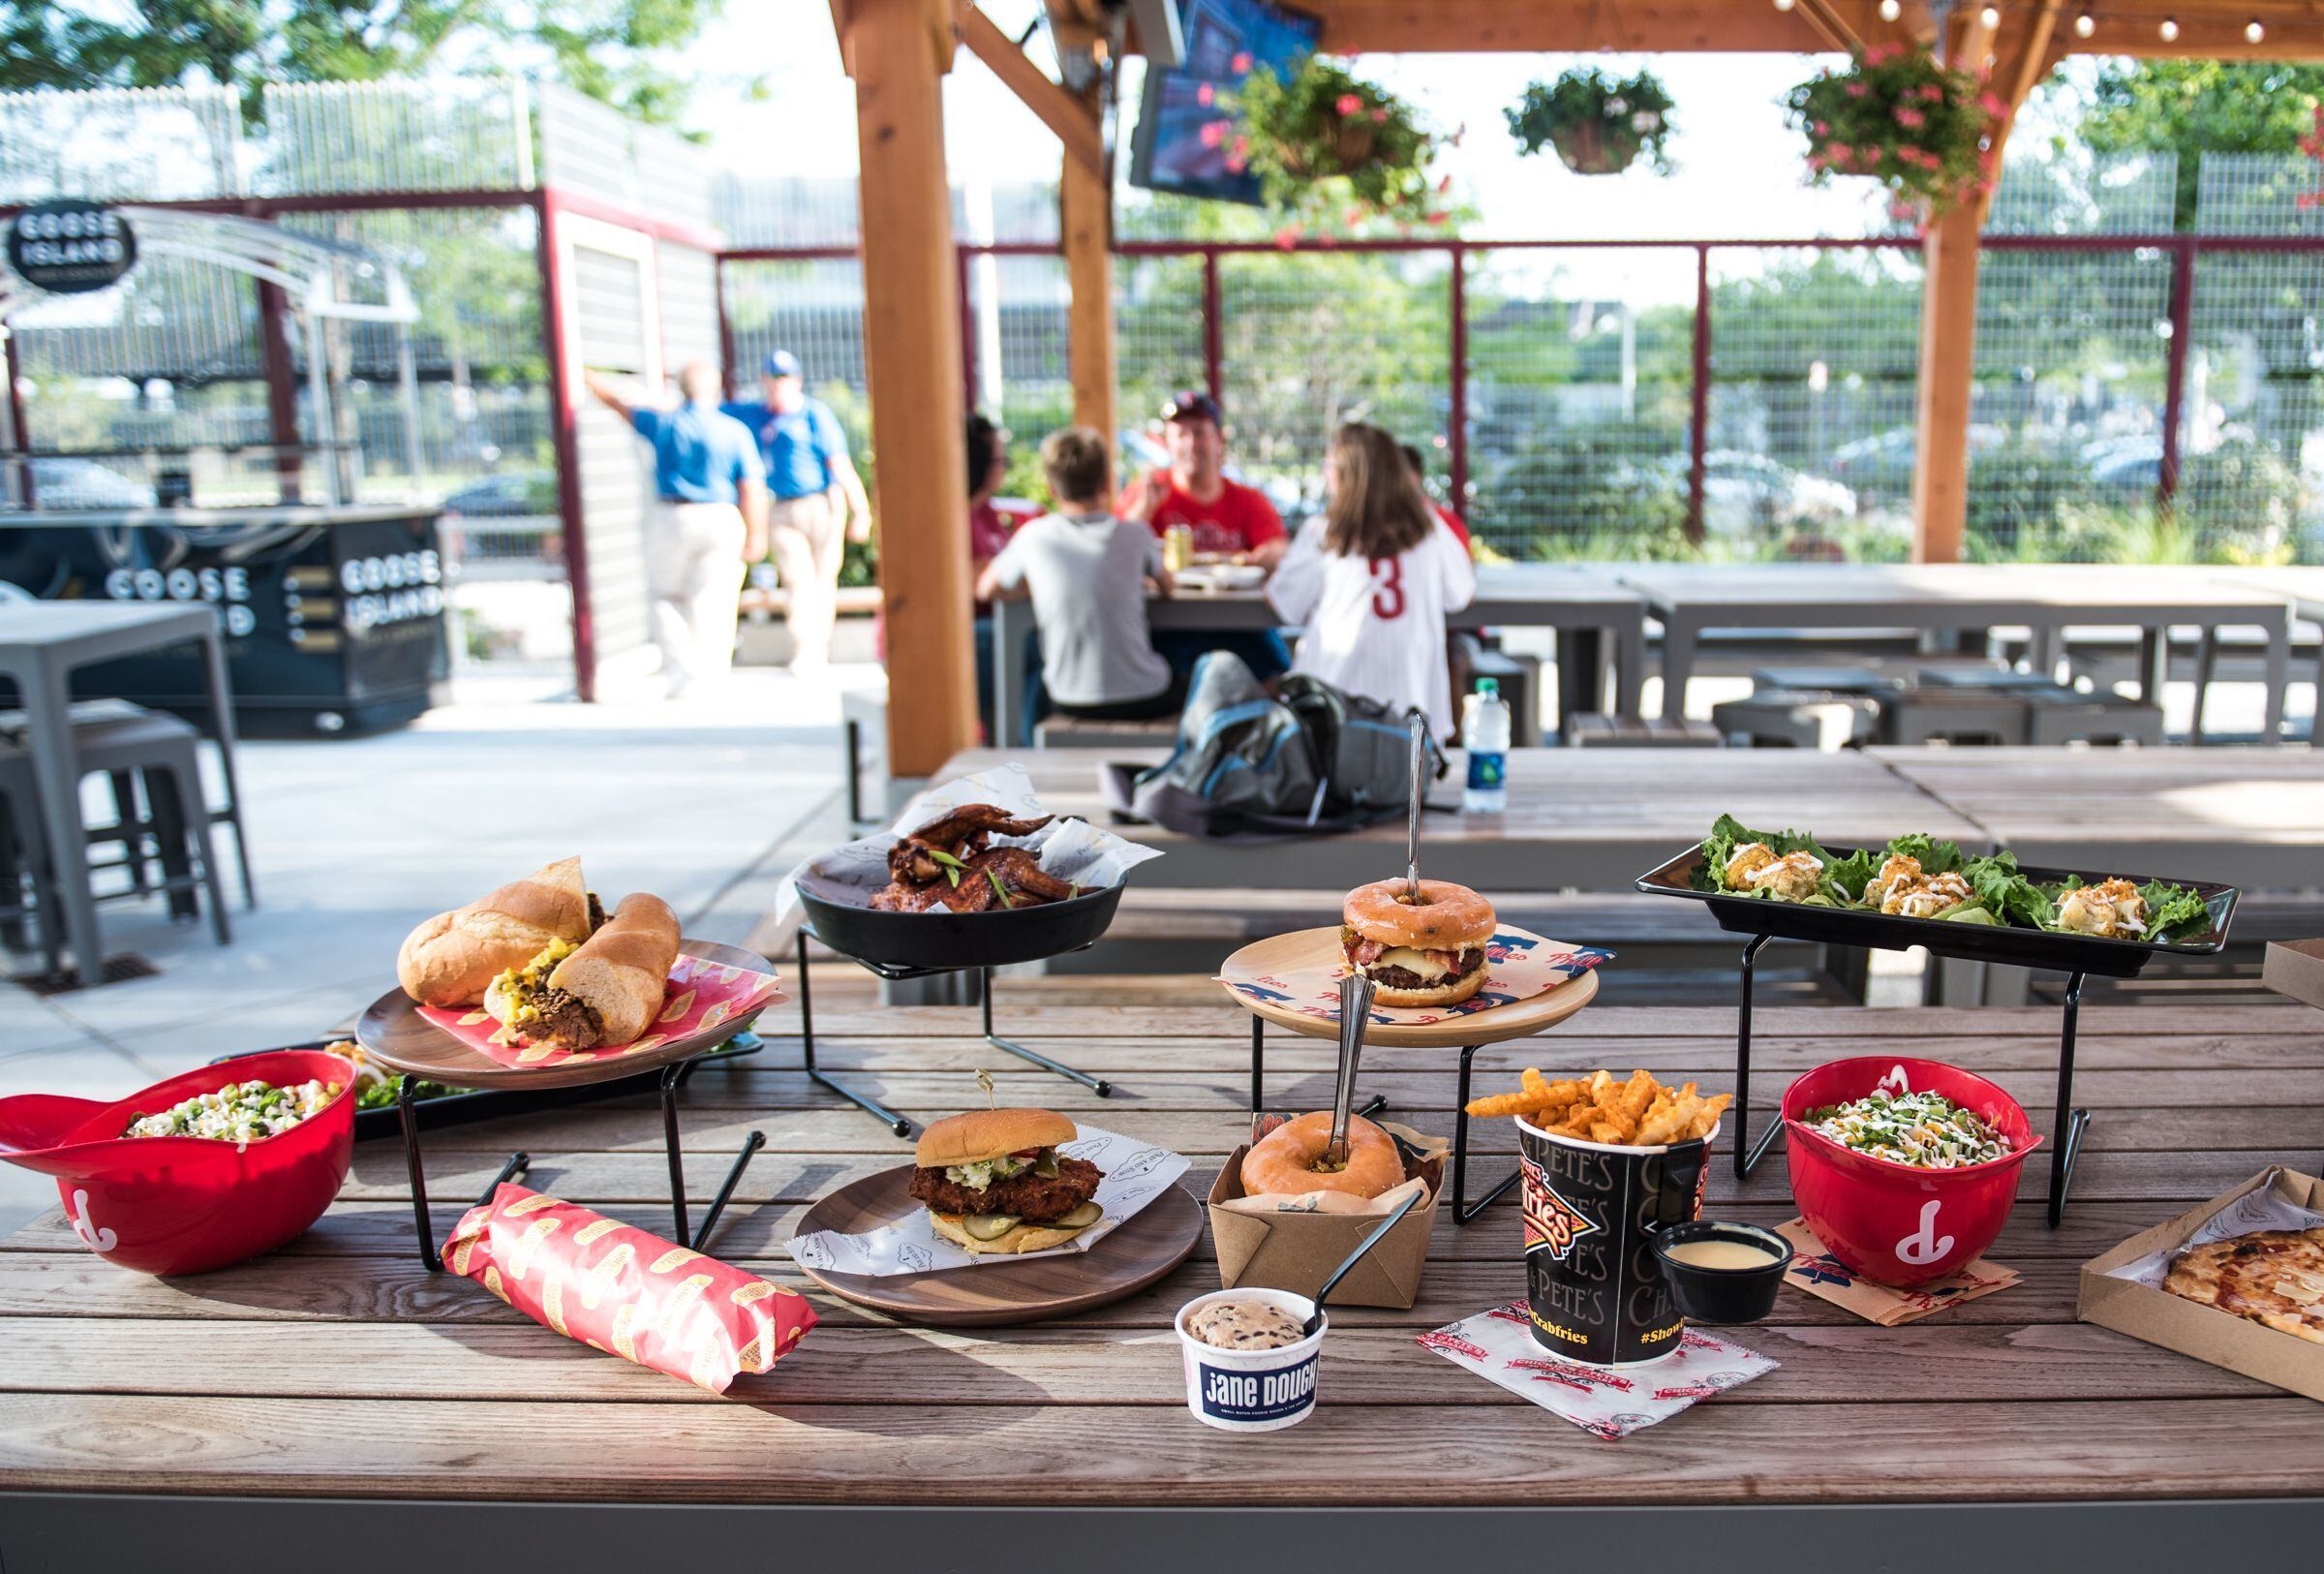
[{"x1": 976, "y1": 427, "x2": 1183, "y2": 719}]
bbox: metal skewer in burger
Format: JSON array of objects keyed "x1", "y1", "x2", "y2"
[
  {"x1": 1339, "y1": 878, "x2": 1498, "y2": 1006},
  {"x1": 906, "y1": 1107, "x2": 1106, "y2": 1253}
]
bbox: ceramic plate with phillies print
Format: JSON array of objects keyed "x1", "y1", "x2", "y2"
[{"x1": 1216, "y1": 925, "x2": 1609, "y2": 1049}]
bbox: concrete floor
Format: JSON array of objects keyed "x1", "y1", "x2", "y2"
[{"x1": 0, "y1": 660, "x2": 879, "y2": 1231}]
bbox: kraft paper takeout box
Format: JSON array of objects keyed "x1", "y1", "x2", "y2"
[
  {"x1": 1206, "y1": 1148, "x2": 1443, "y2": 1310},
  {"x1": 2077, "y1": 1166, "x2": 2324, "y2": 1403},
  {"x1": 2262, "y1": 939, "x2": 2324, "y2": 1008}
]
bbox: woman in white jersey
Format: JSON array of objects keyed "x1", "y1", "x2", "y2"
[{"x1": 1268, "y1": 422, "x2": 1477, "y2": 739}]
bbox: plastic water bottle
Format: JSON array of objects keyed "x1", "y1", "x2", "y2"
[{"x1": 1461, "y1": 677, "x2": 1510, "y2": 815}]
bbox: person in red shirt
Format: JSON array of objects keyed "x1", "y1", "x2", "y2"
[
  {"x1": 1402, "y1": 442, "x2": 1472, "y2": 554},
  {"x1": 1121, "y1": 390, "x2": 1288, "y2": 569}
]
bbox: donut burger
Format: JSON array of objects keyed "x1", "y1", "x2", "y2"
[
  {"x1": 906, "y1": 1108, "x2": 1106, "y2": 1254},
  {"x1": 1341, "y1": 878, "x2": 1498, "y2": 1006}
]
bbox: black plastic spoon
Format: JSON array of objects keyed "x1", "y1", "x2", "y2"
[{"x1": 1301, "y1": 1187, "x2": 1424, "y2": 1338}]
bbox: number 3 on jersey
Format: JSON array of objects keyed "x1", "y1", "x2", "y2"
[{"x1": 1368, "y1": 555, "x2": 1405, "y2": 620}]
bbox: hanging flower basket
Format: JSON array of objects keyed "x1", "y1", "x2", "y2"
[
  {"x1": 1235, "y1": 57, "x2": 1444, "y2": 229},
  {"x1": 1786, "y1": 44, "x2": 2003, "y2": 217},
  {"x1": 1508, "y1": 68, "x2": 1676, "y2": 176}
]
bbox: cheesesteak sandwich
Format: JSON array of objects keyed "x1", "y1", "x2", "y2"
[
  {"x1": 905, "y1": 1107, "x2": 1106, "y2": 1254},
  {"x1": 1341, "y1": 877, "x2": 1499, "y2": 1007},
  {"x1": 397, "y1": 857, "x2": 604, "y2": 1006},
  {"x1": 484, "y1": 892, "x2": 681, "y2": 1051}
]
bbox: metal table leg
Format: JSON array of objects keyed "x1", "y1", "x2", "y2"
[
  {"x1": 981, "y1": 966, "x2": 1111, "y2": 1096},
  {"x1": 2048, "y1": 971, "x2": 2092, "y2": 1229},
  {"x1": 794, "y1": 929, "x2": 911, "y2": 1136},
  {"x1": 1731, "y1": 934, "x2": 1783, "y2": 1181},
  {"x1": 1450, "y1": 1042, "x2": 1519, "y2": 1225}
]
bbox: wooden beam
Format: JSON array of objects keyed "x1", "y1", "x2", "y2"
[
  {"x1": 843, "y1": 0, "x2": 979, "y2": 772},
  {"x1": 1794, "y1": 0, "x2": 1864, "y2": 55},
  {"x1": 1059, "y1": 82, "x2": 1116, "y2": 444},
  {"x1": 958, "y1": 3, "x2": 1104, "y2": 177},
  {"x1": 1297, "y1": 0, "x2": 1931, "y2": 52}
]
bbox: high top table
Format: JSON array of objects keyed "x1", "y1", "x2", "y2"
[
  {"x1": 1617, "y1": 563, "x2": 2293, "y2": 739},
  {"x1": 0, "y1": 601, "x2": 242, "y2": 987},
  {"x1": 1, "y1": 1001, "x2": 2320, "y2": 1566}
]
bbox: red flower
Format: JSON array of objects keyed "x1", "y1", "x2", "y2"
[
  {"x1": 1812, "y1": 120, "x2": 1831, "y2": 135},
  {"x1": 1894, "y1": 106, "x2": 1925, "y2": 129},
  {"x1": 1436, "y1": 172, "x2": 1452, "y2": 193},
  {"x1": 1335, "y1": 93, "x2": 1364, "y2": 115},
  {"x1": 1232, "y1": 51, "x2": 1252, "y2": 72},
  {"x1": 1272, "y1": 226, "x2": 1300, "y2": 249},
  {"x1": 1370, "y1": 107, "x2": 1390, "y2": 123},
  {"x1": 1196, "y1": 82, "x2": 1213, "y2": 107},
  {"x1": 1423, "y1": 209, "x2": 1449, "y2": 225},
  {"x1": 1978, "y1": 91, "x2": 2008, "y2": 118},
  {"x1": 1199, "y1": 119, "x2": 1226, "y2": 147},
  {"x1": 1846, "y1": 82, "x2": 1871, "y2": 99}
]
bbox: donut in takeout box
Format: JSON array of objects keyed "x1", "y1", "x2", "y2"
[
  {"x1": 0, "y1": 1048, "x2": 355, "y2": 1276},
  {"x1": 1781, "y1": 1057, "x2": 2040, "y2": 1288}
]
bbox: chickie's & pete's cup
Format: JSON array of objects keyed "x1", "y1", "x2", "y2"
[{"x1": 1516, "y1": 1116, "x2": 1718, "y2": 1367}]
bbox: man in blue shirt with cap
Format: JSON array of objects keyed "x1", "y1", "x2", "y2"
[
  {"x1": 722, "y1": 350, "x2": 872, "y2": 672},
  {"x1": 584, "y1": 359, "x2": 768, "y2": 697}
]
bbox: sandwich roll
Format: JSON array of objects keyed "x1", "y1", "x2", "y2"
[
  {"x1": 486, "y1": 893, "x2": 681, "y2": 1051},
  {"x1": 397, "y1": 857, "x2": 601, "y2": 1006}
]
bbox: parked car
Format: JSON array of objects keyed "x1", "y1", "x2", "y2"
[
  {"x1": 1829, "y1": 424, "x2": 2005, "y2": 496},
  {"x1": 440, "y1": 471, "x2": 557, "y2": 519},
  {"x1": 1644, "y1": 451, "x2": 1855, "y2": 537},
  {"x1": 8, "y1": 458, "x2": 159, "y2": 511}
]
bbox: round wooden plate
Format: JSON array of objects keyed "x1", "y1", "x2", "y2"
[
  {"x1": 353, "y1": 939, "x2": 780, "y2": 1090},
  {"x1": 1218, "y1": 926, "x2": 1600, "y2": 1049},
  {"x1": 789, "y1": 1169, "x2": 1205, "y2": 1327}
]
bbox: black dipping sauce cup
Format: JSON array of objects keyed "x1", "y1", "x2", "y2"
[
  {"x1": 1516, "y1": 1117, "x2": 1716, "y2": 1366},
  {"x1": 1650, "y1": 1220, "x2": 1790, "y2": 1325}
]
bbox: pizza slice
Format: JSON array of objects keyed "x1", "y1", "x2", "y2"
[{"x1": 2162, "y1": 1226, "x2": 2324, "y2": 1346}]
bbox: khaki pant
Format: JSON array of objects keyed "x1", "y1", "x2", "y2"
[
  {"x1": 768, "y1": 489, "x2": 844, "y2": 667},
  {"x1": 647, "y1": 500, "x2": 746, "y2": 694}
]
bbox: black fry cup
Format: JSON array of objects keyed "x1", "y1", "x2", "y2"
[
  {"x1": 1515, "y1": 1116, "x2": 1717, "y2": 1367},
  {"x1": 1649, "y1": 1220, "x2": 1789, "y2": 1325}
]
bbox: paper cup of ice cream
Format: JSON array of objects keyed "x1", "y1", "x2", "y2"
[{"x1": 1175, "y1": 1286, "x2": 1325, "y2": 1433}]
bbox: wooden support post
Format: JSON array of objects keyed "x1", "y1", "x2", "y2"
[
  {"x1": 843, "y1": 0, "x2": 978, "y2": 774},
  {"x1": 1911, "y1": 204, "x2": 1981, "y2": 563},
  {"x1": 1060, "y1": 89, "x2": 1116, "y2": 442}
]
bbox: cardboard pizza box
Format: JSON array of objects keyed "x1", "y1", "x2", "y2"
[
  {"x1": 2077, "y1": 1166, "x2": 2324, "y2": 1403},
  {"x1": 2262, "y1": 939, "x2": 2324, "y2": 1008}
]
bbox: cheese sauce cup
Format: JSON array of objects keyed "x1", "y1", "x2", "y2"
[
  {"x1": 1516, "y1": 1116, "x2": 1718, "y2": 1367},
  {"x1": 1175, "y1": 1287, "x2": 1325, "y2": 1433}
]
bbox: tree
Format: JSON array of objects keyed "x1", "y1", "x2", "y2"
[
  {"x1": 0, "y1": 0, "x2": 724, "y2": 126},
  {"x1": 2081, "y1": 60, "x2": 2324, "y2": 229}
]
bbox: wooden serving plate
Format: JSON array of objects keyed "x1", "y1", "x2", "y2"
[
  {"x1": 1218, "y1": 926, "x2": 1600, "y2": 1049},
  {"x1": 354, "y1": 939, "x2": 780, "y2": 1091},
  {"x1": 790, "y1": 1168, "x2": 1205, "y2": 1327}
]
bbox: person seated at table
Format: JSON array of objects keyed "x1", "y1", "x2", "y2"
[
  {"x1": 1402, "y1": 441, "x2": 1473, "y2": 554},
  {"x1": 977, "y1": 427, "x2": 1184, "y2": 723},
  {"x1": 1120, "y1": 389, "x2": 1290, "y2": 683},
  {"x1": 1269, "y1": 421, "x2": 1476, "y2": 741}
]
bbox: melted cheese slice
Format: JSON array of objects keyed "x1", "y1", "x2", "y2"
[{"x1": 1372, "y1": 945, "x2": 1457, "y2": 980}]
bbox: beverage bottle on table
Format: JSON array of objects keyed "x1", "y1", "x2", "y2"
[
  {"x1": 1164, "y1": 522, "x2": 1194, "y2": 573},
  {"x1": 1461, "y1": 677, "x2": 1510, "y2": 815}
]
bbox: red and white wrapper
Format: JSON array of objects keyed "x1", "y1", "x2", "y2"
[
  {"x1": 1417, "y1": 1302, "x2": 1775, "y2": 1439},
  {"x1": 444, "y1": 1183, "x2": 817, "y2": 1393},
  {"x1": 1217, "y1": 928, "x2": 1611, "y2": 1028},
  {"x1": 419, "y1": 953, "x2": 785, "y2": 1070}
]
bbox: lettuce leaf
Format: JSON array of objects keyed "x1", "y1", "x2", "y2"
[
  {"x1": 1964, "y1": 852, "x2": 2056, "y2": 929},
  {"x1": 1820, "y1": 847, "x2": 1881, "y2": 905},
  {"x1": 1883, "y1": 831, "x2": 1965, "y2": 877},
  {"x1": 2140, "y1": 880, "x2": 2212, "y2": 940},
  {"x1": 1697, "y1": 814, "x2": 1824, "y2": 892}
]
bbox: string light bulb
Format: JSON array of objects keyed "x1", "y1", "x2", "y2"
[
  {"x1": 1879, "y1": 0, "x2": 1901, "y2": 17},
  {"x1": 2158, "y1": 15, "x2": 2180, "y2": 39},
  {"x1": 1979, "y1": 3, "x2": 2002, "y2": 27},
  {"x1": 1773, "y1": 0, "x2": 1794, "y2": 12},
  {"x1": 2245, "y1": 16, "x2": 2265, "y2": 40},
  {"x1": 2073, "y1": 10, "x2": 2095, "y2": 35}
]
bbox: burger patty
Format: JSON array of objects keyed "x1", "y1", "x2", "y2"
[
  {"x1": 1347, "y1": 944, "x2": 1485, "y2": 991},
  {"x1": 907, "y1": 1156, "x2": 1103, "y2": 1221},
  {"x1": 522, "y1": 989, "x2": 602, "y2": 1049}
]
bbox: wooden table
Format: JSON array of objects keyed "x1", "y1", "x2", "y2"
[
  {"x1": 990, "y1": 565, "x2": 1648, "y2": 747},
  {"x1": 0, "y1": 601, "x2": 243, "y2": 987},
  {"x1": 4, "y1": 1001, "x2": 2321, "y2": 1564},
  {"x1": 1618, "y1": 563, "x2": 2294, "y2": 738}
]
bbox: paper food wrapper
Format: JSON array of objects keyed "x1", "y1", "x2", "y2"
[
  {"x1": 1221, "y1": 1116, "x2": 1449, "y2": 1215},
  {"x1": 1216, "y1": 927, "x2": 1611, "y2": 1027},
  {"x1": 1419, "y1": 1304, "x2": 1777, "y2": 1439},
  {"x1": 419, "y1": 952, "x2": 785, "y2": 1070},
  {"x1": 784, "y1": 1126, "x2": 1190, "y2": 1276},
  {"x1": 1207, "y1": 1121, "x2": 1447, "y2": 1309},
  {"x1": 2079, "y1": 1167, "x2": 2324, "y2": 1404},
  {"x1": 1777, "y1": 1218, "x2": 2019, "y2": 1325},
  {"x1": 773, "y1": 762, "x2": 1164, "y2": 928},
  {"x1": 443, "y1": 1184, "x2": 817, "y2": 1394}
]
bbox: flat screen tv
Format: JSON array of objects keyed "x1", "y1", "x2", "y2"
[{"x1": 1128, "y1": 0, "x2": 1321, "y2": 206}]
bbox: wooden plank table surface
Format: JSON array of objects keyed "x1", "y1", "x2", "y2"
[{"x1": 5, "y1": 998, "x2": 2323, "y2": 1548}]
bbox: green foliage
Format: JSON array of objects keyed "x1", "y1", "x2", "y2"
[
  {"x1": 1468, "y1": 430, "x2": 1693, "y2": 561},
  {"x1": 811, "y1": 381, "x2": 880, "y2": 589},
  {"x1": 1787, "y1": 45, "x2": 2001, "y2": 216},
  {"x1": 1235, "y1": 57, "x2": 1444, "y2": 227},
  {"x1": 0, "y1": 0, "x2": 721, "y2": 126},
  {"x1": 1506, "y1": 68, "x2": 1676, "y2": 176},
  {"x1": 2081, "y1": 62, "x2": 2324, "y2": 230}
]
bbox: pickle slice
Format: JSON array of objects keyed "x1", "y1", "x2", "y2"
[
  {"x1": 963, "y1": 1214, "x2": 1023, "y2": 1241},
  {"x1": 1053, "y1": 1201, "x2": 1103, "y2": 1229}
]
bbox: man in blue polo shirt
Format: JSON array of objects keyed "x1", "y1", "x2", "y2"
[
  {"x1": 723, "y1": 351, "x2": 872, "y2": 672},
  {"x1": 584, "y1": 359, "x2": 768, "y2": 697}
]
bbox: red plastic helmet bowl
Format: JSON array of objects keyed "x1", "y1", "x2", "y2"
[
  {"x1": 0, "y1": 1048, "x2": 355, "y2": 1276},
  {"x1": 1781, "y1": 1056, "x2": 2041, "y2": 1288}
]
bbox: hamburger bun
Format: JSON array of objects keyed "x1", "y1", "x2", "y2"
[
  {"x1": 914, "y1": 1107, "x2": 1078, "y2": 1169},
  {"x1": 926, "y1": 1211, "x2": 1097, "y2": 1255}
]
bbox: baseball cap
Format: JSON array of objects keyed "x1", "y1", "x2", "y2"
[
  {"x1": 763, "y1": 351, "x2": 803, "y2": 379},
  {"x1": 1160, "y1": 389, "x2": 1222, "y2": 425}
]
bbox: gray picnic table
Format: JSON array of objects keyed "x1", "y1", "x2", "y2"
[
  {"x1": 0, "y1": 601, "x2": 243, "y2": 987},
  {"x1": 1616, "y1": 563, "x2": 2293, "y2": 740},
  {"x1": 989, "y1": 564, "x2": 1647, "y2": 747}
]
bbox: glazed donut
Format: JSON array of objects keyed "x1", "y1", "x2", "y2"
[
  {"x1": 1342, "y1": 879, "x2": 1497, "y2": 950},
  {"x1": 1240, "y1": 1111, "x2": 1406, "y2": 1201}
]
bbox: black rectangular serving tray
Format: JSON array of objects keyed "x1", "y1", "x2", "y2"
[
  {"x1": 213, "y1": 1033, "x2": 764, "y2": 1141},
  {"x1": 1636, "y1": 846, "x2": 2237, "y2": 979}
]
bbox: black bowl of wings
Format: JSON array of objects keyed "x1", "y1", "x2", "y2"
[{"x1": 798, "y1": 804, "x2": 1128, "y2": 973}]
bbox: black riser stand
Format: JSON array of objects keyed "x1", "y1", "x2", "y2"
[
  {"x1": 398, "y1": 1060, "x2": 765, "y2": 1271},
  {"x1": 1727, "y1": 933, "x2": 2090, "y2": 1228},
  {"x1": 794, "y1": 928, "x2": 1114, "y2": 1140}
]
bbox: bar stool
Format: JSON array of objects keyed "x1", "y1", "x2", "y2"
[
  {"x1": 0, "y1": 740, "x2": 65, "y2": 976},
  {"x1": 71, "y1": 712, "x2": 233, "y2": 943}
]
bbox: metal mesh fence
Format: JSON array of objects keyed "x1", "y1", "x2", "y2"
[
  {"x1": 719, "y1": 256, "x2": 872, "y2": 457},
  {"x1": 258, "y1": 79, "x2": 535, "y2": 197},
  {"x1": 1117, "y1": 253, "x2": 1208, "y2": 472},
  {"x1": 0, "y1": 86, "x2": 244, "y2": 204}
]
